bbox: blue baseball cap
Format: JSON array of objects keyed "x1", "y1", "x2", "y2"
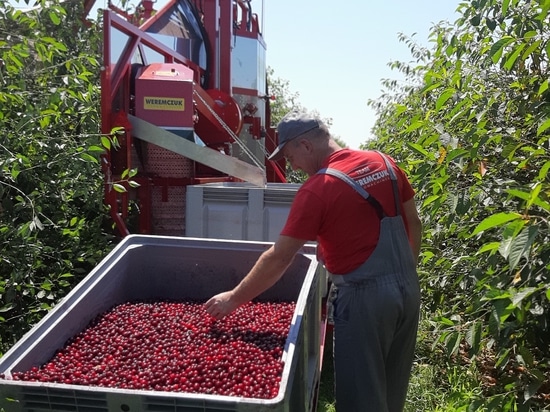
[{"x1": 268, "y1": 111, "x2": 321, "y2": 161}]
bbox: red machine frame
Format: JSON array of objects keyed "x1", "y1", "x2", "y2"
[{"x1": 86, "y1": 0, "x2": 287, "y2": 237}]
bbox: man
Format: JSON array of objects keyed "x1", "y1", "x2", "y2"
[{"x1": 205, "y1": 110, "x2": 422, "y2": 412}]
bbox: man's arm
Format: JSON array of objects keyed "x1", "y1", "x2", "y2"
[
  {"x1": 403, "y1": 198, "x2": 422, "y2": 266},
  {"x1": 205, "y1": 235, "x2": 307, "y2": 319}
]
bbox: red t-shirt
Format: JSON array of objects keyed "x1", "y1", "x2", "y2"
[{"x1": 281, "y1": 149, "x2": 415, "y2": 274}]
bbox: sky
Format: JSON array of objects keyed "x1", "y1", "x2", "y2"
[{"x1": 261, "y1": 1, "x2": 462, "y2": 148}]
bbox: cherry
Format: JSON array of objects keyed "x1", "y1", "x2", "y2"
[{"x1": 8, "y1": 300, "x2": 296, "y2": 399}]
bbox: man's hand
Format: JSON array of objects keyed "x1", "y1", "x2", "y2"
[
  {"x1": 204, "y1": 291, "x2": 240, "y2": 320},
  {"x1": 204, "y1": 236, "x2": 306, "y2": 320}
]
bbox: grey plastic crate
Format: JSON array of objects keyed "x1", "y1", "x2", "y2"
[
  {"x1": 185, "y1": 182, "x2": 328, "y2": 299},
  {"x1": 185, "y1": 182, "x2": 302, "y2": 242},
  {"x1": 0, "y1": 235, "x2": 323, "y2": 412}
]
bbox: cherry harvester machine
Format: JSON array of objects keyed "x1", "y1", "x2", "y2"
[{"x1": 86, "y1": 0, "x2": 289, "y2": 237}]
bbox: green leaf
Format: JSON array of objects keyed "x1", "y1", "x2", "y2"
[
  {"x1": 538, "y1": 160, "x2": 550, "y2": 180},
  {"x1": 537, "y1": 79, "x2": 548, "y2": 96},
  {"x1": 470, "y1": 15, "x2": 481, "y2": 26},
  {"x1": 80, "y1": 153, "x2": 98, "y2": 163},
  {"x1": 39, "y1": 116, "x2": 50, "y2": 128},
  {"x1": 495, "y1": 347, "x2": 511, "y2": 368},
  {"x1": 466, "y1": 321, "x2": 482, "y2": 356},
  {"x1": 471, "y1": 212, "x2": 523, "y2": 236},
  {"x1": 110, "y1": 126, "x2": 126, "y2": 135},
  {"x1": 49, "y1": 11, "x2": 61, "y2": 25},
  {"x1": 436, "y1": 316, "x2": 455, "y2": 326},
  {"x1": 406, "y1": 142, "x2": 430, "y2": 157},
  {"x1": 422, "y1": 194, "x2": 441, "y2": 207},
  {"x1": 511, "y1": 287, "x2": 538, "y2": 307},
  {"x1": 445, "y1": 331, "x2": 462, "y2": 356},
  {"x1": 526, "y1": 182, "x2": 542, "y2": 210},
  {"x1": 517, "y1": 347, "x2": 534, "y2": 369},
  {"x1": 404, "y1": 120, "x2": 425, "y2": 133},
  {"x1": 506, "y1": 189, "x2": 530, "y2": 202},
  {"x1": 393, "y1": 104, "x2": 408, "y2": 115},
  {"x1": 537, "y1": 118, "x2": 550, "y2": 136},
  {"x1": 507, "y1": 188, "x2": 550, "y2": 212},
  {"x1": 483, "y1": 289, "x2": 512, "y2": 301},
  {"x1": 502, "y1": 0, "x2": 511, "y2": 14},
  {"x1": 477, "y1": 242, "x2": 500, "y2": 255},
  {"x1": 499, "y1": 236, "x2": 513, "y2": 260},
  {"x1": 503, "y1": 43, "x2": 526, "y2": 70},
  {"x1": 435, "y1": 89, "x2": 455, "y2": 111},
  {"x1": 489, "y1": 36, "x2": 514, "y2": 63},
  {"x1": 446, "y1": 148, "x2": 469, "y2": 162},
  {"x1": 420, "y1": 83, "x2": 442, "y2": 94},
  {"x1": 525, "y1": 380, "x2": 543, "y2": 402},
  {"x1": 7, "y1": 52, "x2": 24, "y2": 69},
  {"x1": 0, "y1": 304, "x2": 15, "y2": 313},
  {"x1": 41, "y1": 37, "x2": 67, "y2": 52},
  {"x1": 522, "y1": 31, "x2": 538, "y2": 40},
  {"x1": 40, "y1": 282, "x2": 52, "y2": 291},
  {"x1": 493, "y1": 300, "x2": 514, "y2": 324},
  {"x1": 521, "y1": 40, "x2": 541, "y2": 61},
  {"x1": 100, "y1": 136, "x2": 111, "y2": 150},
  {"x1": 113, "y1": 183, "x2": 127, "y2": 193},
  {"x1": 508, "y1": 226, "x2": 538, "y2": 271}
]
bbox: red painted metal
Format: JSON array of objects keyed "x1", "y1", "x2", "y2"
[
  {"x1": 218, "y1": 1, "x2": 232, "y2": 94},
  {"x1": 138, "y1": 0, "x2": 176, "y2": 31},
  {"x1": 134, "y1": 63, "x2": 195, "y2": 129},
  {"x1": 194, "y1": 89, "x2": 243, "y2": 144},
  {"x1": 233, "y1": 0, "x2": 262, "y2": 38}
]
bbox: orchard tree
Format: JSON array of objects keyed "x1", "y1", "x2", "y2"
[
  {"x1": 368, "y1": 0, "x2": 550, "y2": 409},
  {"x1": 0, "y1": 0, "x2": 114, "y2": 353}
]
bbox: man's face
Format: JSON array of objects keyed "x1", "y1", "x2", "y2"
[{"x1": 282, "y1": 138, "x2": 315, "y2": 176}]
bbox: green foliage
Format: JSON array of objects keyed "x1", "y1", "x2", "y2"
[
  {"x1": 267, "y1": 66, "x2": 304, "y2": 127},
  {"x1": 368, "y1": 0, "x2": 550, "y2": 409},
  {"x1": 0, "y1": 0, "x2": 115, "y2": 354}
]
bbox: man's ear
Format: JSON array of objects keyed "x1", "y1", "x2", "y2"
[{"x1": 300, "y1": 138, "x2": 314, "y2": 153}]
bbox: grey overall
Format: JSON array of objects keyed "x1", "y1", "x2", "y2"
[{"x1": 319, "y1": 153, "x2": 420, "y2": 412}]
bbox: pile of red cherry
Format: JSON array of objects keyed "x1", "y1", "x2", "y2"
[{"x1": 8, "y1": 300, "x2": 296, "y2": 399}]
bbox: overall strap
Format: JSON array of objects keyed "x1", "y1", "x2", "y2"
[
  {"x1": 318, "y1": 167, "x2": 386, "y2": 219},
  {"x1": 376, "y1": 151, "x2": 402, "y2": 216}
]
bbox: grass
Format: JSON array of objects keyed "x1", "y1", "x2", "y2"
[
  {"x1": 404, "y1": 362, "x2": 481, "y2": 411},
  {"x1": 316, "y1": 328, "x2": 335, "y2": 412}
]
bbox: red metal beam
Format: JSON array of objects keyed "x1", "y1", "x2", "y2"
[{"x1": 218, "y1": 0, "x2": 232, "y2": 94}]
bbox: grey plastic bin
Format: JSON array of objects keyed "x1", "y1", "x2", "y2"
[
  {"x1": 185, "y1": 182, "x2": 302, "y2": 242},
  {"x1": 0, "y1": 235, "x2": 323, "y2": 412}
]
